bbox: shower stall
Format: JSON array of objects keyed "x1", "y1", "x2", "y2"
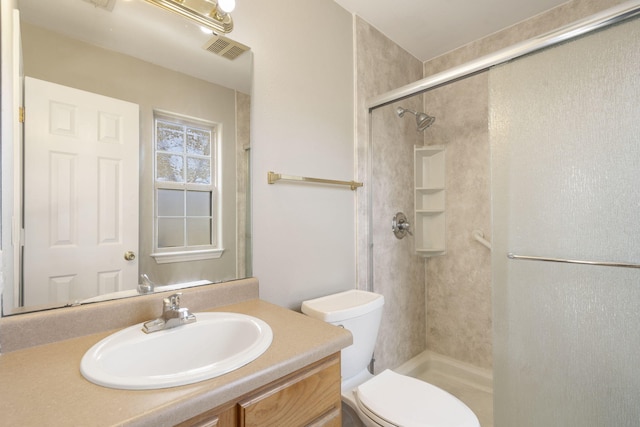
[{"x1": 361, "y1": 3, "x2": 640, "y2": 426}]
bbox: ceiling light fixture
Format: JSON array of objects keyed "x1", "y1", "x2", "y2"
[{"x1": 144, "y1": 0, "x2": 235, "y2": 34}]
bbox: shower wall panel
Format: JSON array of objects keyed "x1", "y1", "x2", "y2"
[
  {"x1": 422, "y1": 74, "x2": 492, "y2": 369},
  {"x1": 355, "y1": 18, "x2": 426, "y2": 371},
  {"x1": 370, "y1": 103, "x2": 426, "y2": 372}
]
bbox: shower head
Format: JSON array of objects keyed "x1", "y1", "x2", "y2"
[{"x1": 396, "y1": 107, "x2": 436, "y2": 131}]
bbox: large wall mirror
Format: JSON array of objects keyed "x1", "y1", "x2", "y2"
[{"x1": 2, "y1": 0, "x2": 253, "y2": 315}]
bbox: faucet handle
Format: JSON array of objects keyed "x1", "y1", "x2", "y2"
[
  {"x1": 164, "y1": 292, "x2": 182, "y2": 311},
  {"x1": 144, "y1": 292, "x2": 195, "y2": 333}
]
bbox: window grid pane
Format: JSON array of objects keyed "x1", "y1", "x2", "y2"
[
  {"x1": 156, "y1": 121, "x2": 185, "y2": 153},
  {"x1": 155, "y1": 113, "x2": 217, "y2": 252},
  {"x1": 156, "y1": 119, "x2": 213, "y2": 185},
  {"x1": 158, "y1": 218, "x2": 185, "y2": 248},
  {"x1": 186, "y1": 191, "x2": 212, "y2": 216},
  {"x1": 187, "y1": 157, "x2": 211, "y2": 184},
  {"x1": 156, "y1": 154, "x2": 185, "y2": 182},
  {"x1": 186, "y1": 127, "x2": 211, "y2": 155},
  {"x1": 187, "y1": 218, "x2": 212, "y2": 246},
  {"x1": 156, "y1": 189, "x2": 215, "y2": 248},
  {"x1": 158, "y1": 189, "x2": 185, "y2": 216}
]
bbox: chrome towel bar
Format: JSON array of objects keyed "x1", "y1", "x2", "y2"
[
  {"x1": 507, "y1": 253, "x2": 640, "y2": 269},
  {"x1": 267, "y1": 171, "x2": 363, "y2": 190}
]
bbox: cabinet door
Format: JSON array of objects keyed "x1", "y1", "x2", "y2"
[{"x1": 239, "y1": 354, "x2": 341, "y2": 427}]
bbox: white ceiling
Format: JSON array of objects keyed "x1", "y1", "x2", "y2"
[
  {"x1": 334, "y1": 0, "x2": 569, "y2": 61},
  {"x1": 19, "y1": 0, "x2": 570, "y2": 94},
  {"x1": 19, "y1": 0, "x2": 253, "y2": 93}
]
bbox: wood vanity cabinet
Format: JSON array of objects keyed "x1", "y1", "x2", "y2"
[{"x1": 177, "y1": 353, "x2": 342, "y2": 427}]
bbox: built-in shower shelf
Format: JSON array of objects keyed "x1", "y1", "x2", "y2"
[{"x1": 415, "y1": 145, "x2": 446, "y2": 257}]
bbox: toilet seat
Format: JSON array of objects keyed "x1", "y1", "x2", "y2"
[{"x1": 354, "y1": 370, "x2": 480, "y2": 427}]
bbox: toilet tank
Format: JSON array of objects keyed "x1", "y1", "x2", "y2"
[{"x1": 301, "y1": 290, "x2": 384, "y2": 381}]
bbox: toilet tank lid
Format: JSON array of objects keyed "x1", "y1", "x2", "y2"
[{"x1": 301, "y1": 290, "x2": 384, "y2": 322}]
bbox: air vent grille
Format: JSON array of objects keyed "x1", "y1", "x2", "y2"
[{"x1": 203, "y1": 35, "x2": 250, "y2": 60}]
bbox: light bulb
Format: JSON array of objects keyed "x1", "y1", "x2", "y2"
[{"x1": 217, "y1": 0, "x2": 235, "y2": 13}]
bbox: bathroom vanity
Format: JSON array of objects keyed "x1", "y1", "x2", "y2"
[
  {"x1": 0, "y1": 278, "x2": 351, "y2": 426},
  {"x1": 179, "y1": 353, "x2": 341, "y2": 427}
]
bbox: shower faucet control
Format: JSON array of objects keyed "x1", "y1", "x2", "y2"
[{"x1": 392, "y1": 212, "x2": 412, "y2": 239}]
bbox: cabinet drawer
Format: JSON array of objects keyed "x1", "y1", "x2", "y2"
[
  {"x1": 176, "y1": 403, "x2": 236, "y2": 427},
  {"x1": 239, "y1": 354, "x2": 341, "y2": 427}
]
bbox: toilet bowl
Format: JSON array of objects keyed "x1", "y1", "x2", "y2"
[{"x1": 302, "y1": 290, "x2": 480, "y2": 427}]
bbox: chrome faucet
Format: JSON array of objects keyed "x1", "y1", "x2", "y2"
[
  {"x1": 138, "y1": 273, "x2": 156, "y2": 294},
  {"x1": 142, "y1": 292, "x2": 196, "y2": 333}
]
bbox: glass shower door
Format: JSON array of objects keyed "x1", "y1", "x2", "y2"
[{"x1": 490, "y1": 16, "x2": 640, "y2": 427}]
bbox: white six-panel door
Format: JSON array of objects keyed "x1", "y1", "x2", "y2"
[{"x1": 23, "y1": 77, "x2": 139, "y2": 306}]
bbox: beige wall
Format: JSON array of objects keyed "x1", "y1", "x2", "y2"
[{"x1": 248, "y1": 0, "x2": 355, "y2": 310}]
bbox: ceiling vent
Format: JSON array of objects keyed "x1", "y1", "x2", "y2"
[{"x1": 203, "y1": 35, "x2": 250, "y2": 60}]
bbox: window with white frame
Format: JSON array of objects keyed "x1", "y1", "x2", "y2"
[{"x1": 152, "y1": 112, "x2": 222, "y2": 263}]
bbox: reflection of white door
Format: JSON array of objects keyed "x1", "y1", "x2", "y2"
[{"x1": 24, "y1": 77, "x2": 139, "y2": 306}]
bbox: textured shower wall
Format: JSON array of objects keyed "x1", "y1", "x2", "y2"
[
  {"x1": 424, "y1": 0, "x2": 630, "y2": 76},
  {"x1": 422, "y1": 75, "x2": 492, "y2": 369},
  {"x1": 354, "y1": 17, "x2": 426, "y2": 372},
  {"x1": 421, "y1": 0, "x2": 632, "y2": 370}
]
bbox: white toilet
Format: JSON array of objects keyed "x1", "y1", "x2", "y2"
[{"x1": 301, "y1": 290, "x2": 480, "y2": 427}]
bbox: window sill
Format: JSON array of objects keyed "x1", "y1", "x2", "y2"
[{"x1": 151, "y1": 248, "x2": 224, "y2": 264}]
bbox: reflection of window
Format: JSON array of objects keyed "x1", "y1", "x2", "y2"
[{"x1": 152, "y1": 112, "x2": 223, "y2": 263}]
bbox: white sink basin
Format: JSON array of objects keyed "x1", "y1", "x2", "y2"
[{"x1": 80, "y1": 312, "x2": 273, "y2": 390}]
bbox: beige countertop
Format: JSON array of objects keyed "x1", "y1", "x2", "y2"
[{"x1": 0, "y1": 298, "x2": 352, "y2": 426}]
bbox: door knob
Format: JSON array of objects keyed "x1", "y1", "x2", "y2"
[{"x1": 124, "y1": 251, "x2": 136, "y2": 261}]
